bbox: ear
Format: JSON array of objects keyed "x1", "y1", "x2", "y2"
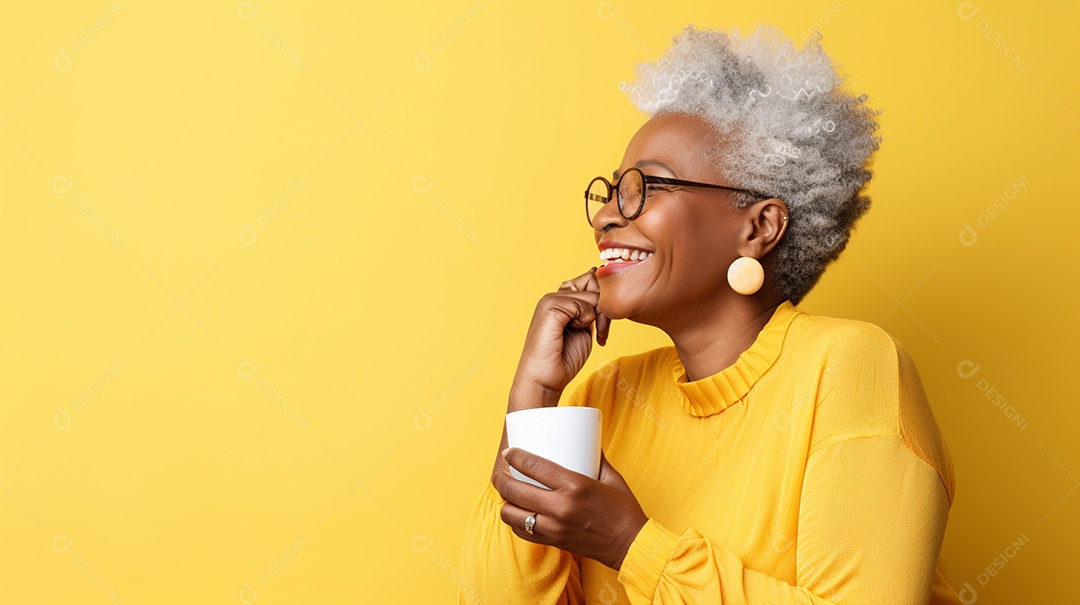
[{"x1": 738, "y1": 198, "x2": 789, "y2": 258}]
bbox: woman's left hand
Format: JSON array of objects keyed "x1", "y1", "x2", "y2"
[{"x1": 493, "y1": 447, "x2": 650, "y2": 570}]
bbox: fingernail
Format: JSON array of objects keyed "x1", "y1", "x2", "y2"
[{"x1": 501, "y1": 447, "x2": 509, "y2": 458}]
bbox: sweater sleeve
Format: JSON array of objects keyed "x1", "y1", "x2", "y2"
[
  {"x1": 614, "y1": 330, "x2": 953, "y2": 604},
  {"x1": 615, "y1": 437, "x2": 950, "y2": 604},
  {"x1": 457, "y1": 480, "x2": 585, "y2": 604}
]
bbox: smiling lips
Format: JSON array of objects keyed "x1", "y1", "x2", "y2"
[
  {"x1": 600, "y1": 247, "x2": 654, "y2": 263},
  {"x1": 596, "y1": 244, "x2": 654, "y2": 278}
]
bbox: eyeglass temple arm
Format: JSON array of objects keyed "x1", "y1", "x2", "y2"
[{"x1": 646, "y1": 176, "x2": 767, "y2": 198}]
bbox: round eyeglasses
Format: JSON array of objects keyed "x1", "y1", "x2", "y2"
[{"x1": 584, "y1": 167, "x2": 769, "y2": 227}]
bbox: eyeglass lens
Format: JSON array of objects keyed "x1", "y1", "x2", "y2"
[{"x1": 586, "y1": 170, "x2": 645, "y2": 224}]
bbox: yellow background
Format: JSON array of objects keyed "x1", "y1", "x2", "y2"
[{"x1": 1, "y1": 0, "x2": 1076, "y2": 602}]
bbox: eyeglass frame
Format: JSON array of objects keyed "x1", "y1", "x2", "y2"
[{"x1": 584, "y1": 166, "x2": 771, "y2": 226}]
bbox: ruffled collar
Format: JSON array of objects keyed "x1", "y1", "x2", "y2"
[{"x1": 671, "y1": 300, "x2": 801, "y2": 417}]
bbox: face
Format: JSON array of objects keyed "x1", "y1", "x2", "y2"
[{"x1": 592, "y1": 112, "x2": 751, "y2": 327}]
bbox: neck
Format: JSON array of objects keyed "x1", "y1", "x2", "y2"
[{"x1": 658, "y1": 294, "x2": 783, "y2": 382}]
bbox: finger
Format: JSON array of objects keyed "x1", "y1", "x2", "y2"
[
  {"x1": 499, "y1": 501, "x2": 550, "y2": 543},
  {"x1": 547, "y1": 290, "x2": 599, "y2": 306},
  {"x1": 582, "y1": 268, "x2": 600, "y2": 294},
  {"x1": 597, "y1": 449, "x2": 616, "y2": 482},
  {"x1": 491, "y1": 468, "x2": 555, "y2": 522},
  {"x1": 502, "y1": 446, "x2": 576, "y2": 492},
  {"x1": 491, "y1": 455, "x2": 555, "y2": 500},
  {"x1": 490, "y1": 469, "x2": 518, "y2": 505},
  {"x1": 596, "y1": 309, "x2": 611, "y2": 346},
  {"x1": 559, "y1": 276, "x2": 586, "y2": 292},
  {"x1": 544, "y1": 292, "x2": 601, "y2": 329},
  {"x1": 597, "y1": 449, "x2": 631, "y2": 492},
  {"x1": 559, "y1": 267, "x2": 599, "y2": 293},
  {"x1": 547, "y1": 298, "x2": 594, "y2": 332},
  {"x1": 579, "y1": 270, "x2": 611, "y2": 346},
  {"x1": 564, "y1": 298, "x2": 597, "y2": 330}
]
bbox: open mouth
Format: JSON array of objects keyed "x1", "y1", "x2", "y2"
[
  {"x1": 597, "y1": 247, "x2": 654, "y2": 278},
  {"x1": 600, "y1": 247, "x2": 654, "y2": 264}
]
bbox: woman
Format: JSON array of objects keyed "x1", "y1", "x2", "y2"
[{"x1": 460, "y1": 25, "x2": 960, "y2": 604}]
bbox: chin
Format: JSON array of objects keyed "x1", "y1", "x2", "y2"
[{"x1": 598, "y1": 288, "x2": 640, "y2": 321}]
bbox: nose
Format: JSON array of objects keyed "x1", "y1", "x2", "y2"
[{"x1": 591, "y1": 197, "x2": 629, "y2": 233}]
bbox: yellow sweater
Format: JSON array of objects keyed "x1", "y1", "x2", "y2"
[{"x1": 460, "y1": 300, "x2": 961, "y2": 604}]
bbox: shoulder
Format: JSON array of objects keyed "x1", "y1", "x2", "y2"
[
  {"x1": 793, "y1": 309, "x2": 916, "y2": 443},
  {"x1": 789, "y1": 308, "x2": 908, "y2": 374},
  {"x1": 792, "y1": 308, "x2": 915, "y2": 411},
  {"x1": 795, "y1": 309, "x2": 956, "y2": 504}
]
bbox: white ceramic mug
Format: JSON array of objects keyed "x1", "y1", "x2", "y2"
[{"x1": 505, "y1": 406, "x2": 601, "y2": 490}]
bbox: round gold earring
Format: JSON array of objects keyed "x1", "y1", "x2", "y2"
[{"x1": 727, "y1": 256, "x2": 764, "y2": 295}]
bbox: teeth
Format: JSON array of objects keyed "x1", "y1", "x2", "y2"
[{"x1": 599, "y1": 247, "x2": 654, "y2": 262}]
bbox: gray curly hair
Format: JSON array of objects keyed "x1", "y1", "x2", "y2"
[{"x1": 621, "y1": 24, "x2": 882, "y2": 305}]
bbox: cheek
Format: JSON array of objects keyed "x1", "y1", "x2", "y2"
[
  {"x1": 672, "y1": 218, "x2": 741, "y2": 302},
  {"x1": 644, "y1": 204, "x2": 732, "y2": 269}
]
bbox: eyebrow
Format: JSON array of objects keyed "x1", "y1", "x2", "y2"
[{"x1": 613, "y1": 159, "x2": 679, "y2": 181}]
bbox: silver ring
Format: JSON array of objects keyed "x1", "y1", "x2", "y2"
[{"x1": 524, "y1": 512, "x2": 537, "y2": 534}]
